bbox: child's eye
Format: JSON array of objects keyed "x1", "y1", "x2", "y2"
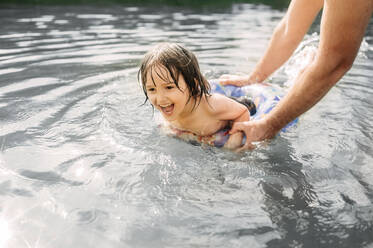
[
  {"x1": 166, "y1": 85, "x2": 174, "y2": 90},
  {"x1": 147, "y1": 88, "x2": 155, "y2": 92}
]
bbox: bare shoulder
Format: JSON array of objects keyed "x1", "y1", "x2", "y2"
[
  {"x1": 205, "y1": 93, "x2": 248, "y2": 121},
  {"x1": 206, "y1": 94, "x2": 238, "y2": 113},
  {"x1": 208, "y1": 93, "x2": 238, "y2": 104}
]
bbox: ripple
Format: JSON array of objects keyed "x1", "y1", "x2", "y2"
[
  {"x1": 18, "y1": 15, "x2": 55, "y2": 23},
  {"x1": 76, "y1": 14, "x2": 118, "y2": 20},
  {"x1": 0, "y1": 77, "x2": 60, "y2": 95},
  {"x1": 0, "y1": 180, "x2": 33, "y2": 197},
  {"x1": 67, "y1": 208, "x2": 110, "y2": 228},
  {"x1": 0, "y1": 3, "x2": 373, "y2": 248},
  {"x1": 19, "y1": 170, "x2": 83, "y2": 186},
  {"x1": 0, "y1": 32, "x2": 41, "y2": 39},
  {"x1": 0, "y1": 67, "x2": 24, "y2": 75}
]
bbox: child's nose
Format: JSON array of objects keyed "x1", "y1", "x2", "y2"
[{"x1": 156, "y1": 92, "x2": 167, "y2": 104}]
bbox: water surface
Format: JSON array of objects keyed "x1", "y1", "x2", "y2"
[{"x1": 0, "y1": 3, "x2": 373, "y2": 248}]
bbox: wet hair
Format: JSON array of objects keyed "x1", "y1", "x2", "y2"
[{"x1": 138, "y1": 42, "x2": 210, "y2": 109}]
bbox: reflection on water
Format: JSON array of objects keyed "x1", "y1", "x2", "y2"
[
  {"x1": 0, "y1": 3, "x2": 373, "y2": 248},
  {"x1": 0, "y1": 218, "x2": 11, "y2": 247}
]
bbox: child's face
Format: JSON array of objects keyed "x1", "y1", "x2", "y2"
[{"x1": 145, "y1": 65, "x2": 192, "y2": 122}]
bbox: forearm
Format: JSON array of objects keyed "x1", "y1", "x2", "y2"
[
  {"x1": 264, "y1": 61, "x2": 344, "y2": 132},
  {"x1": 249, "y1": 0, "x2": 323, "y2": 83},
  {"x1": 266, "y1": 0, "x2": 373, "y2": 133},
  {"x1": 249, "y1": 20, "x2": 302, "y2": 82}
]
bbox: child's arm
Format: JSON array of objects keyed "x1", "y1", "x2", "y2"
[
  {"x1": 208, "y1": 94, "x2": 250, "y2": 149},
  {"x1": 208, "y1": 94, "x2": 250, "y2": 123}
]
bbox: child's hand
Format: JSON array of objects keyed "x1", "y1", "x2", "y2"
[{"x1": 224, "y1": 131, "x2": 244, "y2": 150}]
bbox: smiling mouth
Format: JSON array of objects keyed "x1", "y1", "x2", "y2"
[{"x1": 160, "y1": 104, "x2": 174, "y2": 116}]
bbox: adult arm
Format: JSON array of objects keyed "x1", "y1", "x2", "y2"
[
  {"x1": 232, "y1": 0, "x2": 373, "y2": 150},
  {"x1": 220, "y1": 0, "x2": 323, "y2": 86}
]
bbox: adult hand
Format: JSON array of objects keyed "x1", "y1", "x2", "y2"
[
  {"x1": 219, "y1": 74, "x2": 255, "y2": 87},
  {"x1": 230, "y1": 118, "x2": 278, "y2": 152}
]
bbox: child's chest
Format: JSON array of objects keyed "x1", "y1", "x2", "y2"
[{"x1": 172, "y1": 117, "x2": 229, "y2": 136}]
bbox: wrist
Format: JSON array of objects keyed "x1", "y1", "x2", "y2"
[
  {"x1": 262, "y1": 115, "x2": 282, "y2": 139},
  {"x1": 248, "y1": 71, "x2": 267, "y2": 83}
]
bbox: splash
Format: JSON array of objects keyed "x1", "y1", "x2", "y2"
[
  {"x1": 281, "y1": 33, "x2": 370, "y2": 87},
  {"x1": 282, "y1": 33, "x2": 319, "y2": 87}
]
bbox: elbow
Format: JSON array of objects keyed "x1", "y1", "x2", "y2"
[
  {"x1": 312, "y1": 52, "x2": 356, "y2": 85},
  {"x1": 235, "y1": 108, "x2": 250, "y2": 123},
  {"x1": 273, "y1": 22, "x2": 297, "y2": 45},
  {"x1": 329, "y1": 57, "x2": 354, "y2": 82},
  {"x1": 243, "y1": 109, "x2": 251, "y2": 121},
  {"x1": 332, "y1": 55, "x2": 355, "y2": 74},
  {"x1": 272, "y1": 17, "x2": 307, "y2": 48}
]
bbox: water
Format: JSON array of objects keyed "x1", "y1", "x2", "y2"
[{"x1": 0, "y1": 3, "x2": 372, "y2": 248}]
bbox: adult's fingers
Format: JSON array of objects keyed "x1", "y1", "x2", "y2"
[
  {"x1": 229, "y1": 122, "x2": 255, "y2": 151},
  {"x1": 218, "y1": 74, "x2": 246, "y2": 86},
  {"x1": 235, "y1": 141, "x2": 256, "y2": 152},
  {"x1": 229, "y1": 121, "x2": 245, "y2": 135},
  {"x1": 230, "y1": 121, "x2": 253, "y2": 136},
  {"x1": 219, "y1": 74, "x2": 230, "y2": 79}
]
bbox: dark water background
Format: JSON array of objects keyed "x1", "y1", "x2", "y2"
[{"x1": 0, "y1": 2, "x2": 373, "y2": 248}]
